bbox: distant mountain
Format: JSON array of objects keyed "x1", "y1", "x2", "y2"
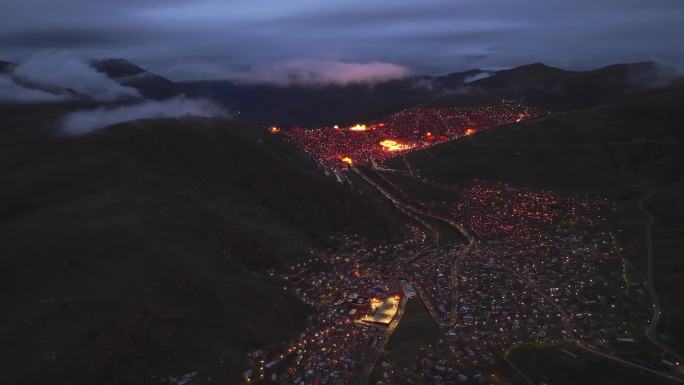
[
  {"x1": 431, "y1": 61, "x2": 681, "y2": 109},
  {"x1": 0, "y1": 113, "x2": 405, "y2": 385},
  {"x1": 91, "y1": 58, "x2": 187, "y2": 100},
  {"x1": 183, "y1": 62, "x2": 680, "y2": 127}
]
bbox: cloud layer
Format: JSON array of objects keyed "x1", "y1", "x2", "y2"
[
  {"x1": 1, "y1": 1, "x2": 683, "y2": 80},
  {"x1": 167, "y1": 59, "x2": 411, "y2": 86},
  {"x1": 60, "y1": 96, "x2": 227, "y2": 135},
  {"x1": 12, "y1": 51, "x2": 140, "y2": 101},
  {"x1": 237, "y1": 60, "x2": 411, "y2": 86},
  {"x1": 0, "y1": 51, "x2": 143, "y2": 103}
]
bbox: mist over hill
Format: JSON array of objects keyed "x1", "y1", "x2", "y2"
[
  {"x1": 185, "y1": 61, "x2": 680, "y2": 127},
  {"x1": 1, "y1": 56, "x2": 679, "y2": 129}
]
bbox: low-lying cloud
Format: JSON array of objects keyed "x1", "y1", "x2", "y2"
[
  {"x1": 235, "y1": 60, "x2": 411, "y2": 86},
  {"x1": 60, "y1": 96, "x2": 227, "y2": 135},
  {"x1": 0, "y1": 74, "x2": 70, "y2": 103},
  {"x1": 464, "y1": 71, "x2": 493, "y2": 83},
  {"x1": 166, "y1": 59, "x2": 412, "y2": 86},
  {"x1": 12, "y1": 51, "x2": 141, "y2": 101}
]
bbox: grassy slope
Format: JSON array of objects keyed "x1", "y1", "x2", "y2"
[
  {"x1": 509, "y1": 344, "x2": 666, "y2": 385},
  {"x1": 383, "y1": 299, "x2": 440, "y2": 367},
  {"x1": 0, "y1": 112, "x2": 404, "y2": 385},
  {"x1": 394, "y1": 87, "x2": 684, "y2": 356}
]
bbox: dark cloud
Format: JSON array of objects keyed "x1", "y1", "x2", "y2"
[
  {"x1": 0, "y1": 0, "x2": 683, "y2": 80},
  {"x1": 0, "y1": 30, "x2": 133, "y2": 49}
]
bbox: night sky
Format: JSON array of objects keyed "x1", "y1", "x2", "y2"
[{"x1": 2, "y1": 0, "x2": 683, "y2": 82}]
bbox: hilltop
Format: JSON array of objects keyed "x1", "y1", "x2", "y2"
[{"x1": 430, "y1": 61, "x2": 681, "y2": 110}]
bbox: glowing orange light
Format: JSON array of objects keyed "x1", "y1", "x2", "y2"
[
  {"x1": 426, "y1": 131, "x2": 433, "y2": 137},
  {"x1": 353, "y1": 270, "x2": 360, "y2": 278},
  {"x1": 349, "y1": 124, "x2": 368, "y2": 131},
  {"x1": 341, "y1": 156, "x2": 353, "y2": 165},
  {"x1": 269, "y1": 126, "x2": 281, "y2": 134},
  {"x1": 394, "y1": 294, "x2": 401, "y2": 300},
  {"x1": 464, "y1": 128, "x2": 476, "y2": 136},
  {"x1": 380, "y1": 139, "x2": 412, "y2": 151}
]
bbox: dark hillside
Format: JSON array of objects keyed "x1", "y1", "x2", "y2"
[{"x1": 0, "y1": 117, "x2": 404, "y2": 385}]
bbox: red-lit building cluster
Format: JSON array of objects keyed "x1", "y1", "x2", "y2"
[
  {"x1": 383, "y1": 183, "x2": 644, "y2": 384},
  {"x1": 450, "y1": 184, "x2": 605, "y2": 239},
  {"x1": 283, "y1": 101, "x2": 545, "y2": 166}
]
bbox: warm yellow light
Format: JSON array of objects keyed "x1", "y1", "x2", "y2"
[
  {"x1": 379, "y1": 139, "x2": 412, "y2": 151},
  {"x1": 349, "y1": 124, "x2": 368, "y2": 131},
  {"x1": 341, "y1": 156, "x2": 353, "y2": 165}
]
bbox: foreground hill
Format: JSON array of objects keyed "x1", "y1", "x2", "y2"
[
  {"x1": 393, "y1": 86, "x2": 684, "y2": 354},
  {"x1": 0, "y1": 116, "x2": 403, "y2": 385}
]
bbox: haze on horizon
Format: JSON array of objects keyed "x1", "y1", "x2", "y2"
[{"x1": 1, "y1": 0, "x2": 683, "y2": 83}]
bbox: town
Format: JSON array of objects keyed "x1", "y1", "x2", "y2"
[
  {"x1": 281, "y1": 101, "x2": 545, "y2": 167},
  {"x1": 241, "y1": 105, "x2": 684, "y2": 385}
]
